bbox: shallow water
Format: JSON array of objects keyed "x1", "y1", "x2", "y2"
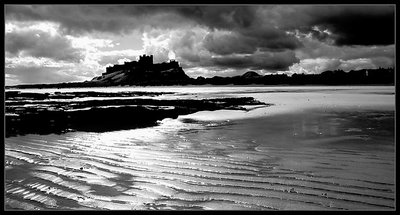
[{"x1": 5, "y1": 86, "x2": 395, "y2": 210}]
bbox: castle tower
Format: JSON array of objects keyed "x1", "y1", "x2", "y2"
[
  {"x1": 139, "y1": 54, "x2": 153, "y2": 65},
  {"x1": 169, "y1": 59, "x2": 179, "y2": 68}
]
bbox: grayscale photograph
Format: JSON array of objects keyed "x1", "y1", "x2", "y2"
[{"x1": 4, "y1": 4, "x2": 395, "y2": 210}]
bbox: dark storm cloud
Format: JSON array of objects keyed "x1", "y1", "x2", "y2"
[
  {"x1": 203, "y1": 28, "x2": 302, "y2": 55},
  {"x1": 284, "y1": 5, "x2": 395, "y2": 46},
  {"x1": 203, "y1": 32, "x2": 257, "y2": 55},
  {"x1": 211, "y1": 51, "x2": 299, "y2": 71},
  {"x1": 5, "y1": 29, "x2": 83, "y2": 62},
  {"x1": 174, "y1": 6, "x2": 257, "y2": 30},
  {"x1": 318, "y1": 6, "x2": 393, "y2": 46},
  {"x1": 177, "y1": 6, "x2": 303, "y2": 54},
  {"x1": 196, "y1": 5, "x2": 395, "y2": 46},
  {"x1": 6, "y1": 5, "x2": 394, "y2": 46},
  {"x1": 5, "y1": 5, "x2": 191, "y2": 35},
  {"x1": 5, "y1": 5, "x2": 301, "y2": 51},
  {"x1": 5, "y1": 5, "x2": 258, "y2": 33}
]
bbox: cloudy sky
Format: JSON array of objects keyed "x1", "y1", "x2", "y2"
[{"x1": 5, "y1": 5, "x2": 395, "y2": 85}]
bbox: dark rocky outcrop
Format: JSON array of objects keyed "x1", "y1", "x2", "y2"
[
  {"x1": 5, "y1": 91, "x2": 172, "y2": 101},
  {"x1": 6, "y1": 91, "x2": 268, "y2": 137}
]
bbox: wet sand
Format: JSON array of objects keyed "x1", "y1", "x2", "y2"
[{"x1": 5, "y1": 86, "x2": 395, "y2": 210}]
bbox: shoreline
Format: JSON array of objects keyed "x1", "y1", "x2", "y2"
[
  {"x1": 177, "y1": 87, "x2": 395, "y2": 122},
  {"x1": 5, "y1": 86, "x2": 394, "y2": 137}
]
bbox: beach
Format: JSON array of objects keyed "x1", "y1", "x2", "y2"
[{"x1": 5, "y1": 86, "x2": 395, "y2": 210}]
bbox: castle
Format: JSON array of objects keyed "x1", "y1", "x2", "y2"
[{"x1": 103, "y1": 54, "x2": 180, "y2": 75}]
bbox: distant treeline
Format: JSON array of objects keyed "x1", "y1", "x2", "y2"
[
  {"x1": 195, "y1": 67, "x2": 395, "y2": 86},
  {"x1": 7, "y1": 67, "x2": 394, "y2": 89}
]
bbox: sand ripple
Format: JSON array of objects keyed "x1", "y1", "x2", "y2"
[{"x1": 5, "y1": 118, "x2": 395, "y2": 210}]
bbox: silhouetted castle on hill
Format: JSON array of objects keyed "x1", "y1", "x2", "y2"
[
  {"x1": 7, "y1": 53, "x2": 394, "y2": 88},
  {"x1": 104, "y1": 54, "x2": 180, "y2": 75}
]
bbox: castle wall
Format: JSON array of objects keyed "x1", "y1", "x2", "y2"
[{"x1": 104, "y1": 55, "x2": 179, "y2": 75}]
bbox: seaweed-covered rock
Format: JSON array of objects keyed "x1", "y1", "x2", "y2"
[{"x1": 5, "y1": 91, "x2": 268, "y2": 137}]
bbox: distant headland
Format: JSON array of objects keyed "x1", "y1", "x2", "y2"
[{"x1": 7, "y1": 54, "x2": 394, "y2": 89}]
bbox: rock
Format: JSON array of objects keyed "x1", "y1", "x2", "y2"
[{"x1": 5, "y1": 91, "x2": 268, "y2": 137}]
